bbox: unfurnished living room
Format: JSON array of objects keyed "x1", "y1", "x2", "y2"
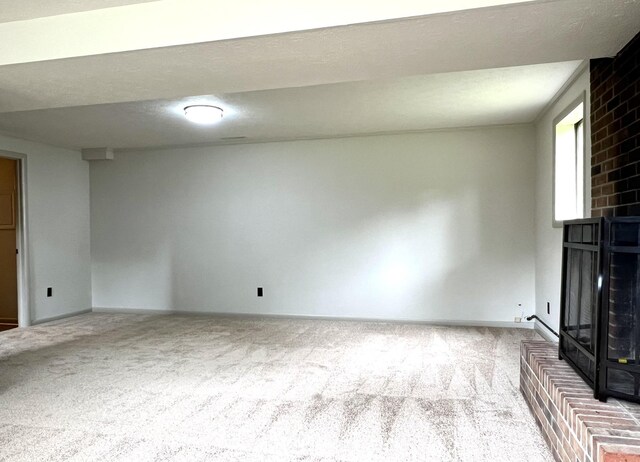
[{"x1": 1, "y1": 1, "x2": 640, "y2": 461}]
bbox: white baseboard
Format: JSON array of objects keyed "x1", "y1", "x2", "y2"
[
  {"x1": 92, "y1": 307, "x2": 535, "y2": 329},
  {"x1": 32, "y1": 309, "x2": 92, "y2": 325}
]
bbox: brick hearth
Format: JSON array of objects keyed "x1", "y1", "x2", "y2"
[{"x1": 521, "y1": 341, "x2": 640, "y2": 462}]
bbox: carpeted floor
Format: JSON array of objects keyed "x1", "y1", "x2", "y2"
[{"x1": 0, "y1": 313, "x2": 552, "y2": 461}]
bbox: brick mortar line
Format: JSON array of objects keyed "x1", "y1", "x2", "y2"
[
  {"x1": 521, "y1": 353, "x2": 592, "y2": 462},
  {"x1": 594, "y1": 436, "x2": 640, "y2": 460},
  {"x1": 620, "y1": 407, "x2": 640, "y2": 427},
  {"x1": 523, "y1": 346, "x2": 640, "y2": 460},
  {"x1": 520, "y1": 355, "x2": 592, "y2": 460}
]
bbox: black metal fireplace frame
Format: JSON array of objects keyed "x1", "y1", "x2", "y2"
[
  {"x1": 560, "y1": 217, "x2": 640, "y2": 403},
  {"x1": 559, "y1": 217, "x2": 603, "y2": 396}
]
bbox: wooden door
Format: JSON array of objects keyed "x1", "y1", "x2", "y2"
[{"x1": 0, "y1": 157, "x2": 18, "y2": 330}]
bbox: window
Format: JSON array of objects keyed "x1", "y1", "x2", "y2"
[{"x1": 553, "y1": 96, "x2": 585, "y2": 226}]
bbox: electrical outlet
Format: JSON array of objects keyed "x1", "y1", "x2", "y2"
[{"x1": 514, "y1": 317, "x2": 522, "y2": 323}]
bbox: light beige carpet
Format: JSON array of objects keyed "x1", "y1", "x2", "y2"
[{"x1": 0, "y1": 313, "x2": 552, "y2": 461}]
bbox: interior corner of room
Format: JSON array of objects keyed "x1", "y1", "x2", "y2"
[{"x1": 3, "y1": 1, "x2": 637, "y2": 333}]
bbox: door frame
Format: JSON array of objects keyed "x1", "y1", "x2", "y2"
[{"x1": 0, "y1": 150, "x2": 31, "y2": 327}]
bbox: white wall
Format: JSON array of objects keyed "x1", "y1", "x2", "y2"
[
  {"x1": 534, "y1": 66, "x2": 591, "y2": 334},
  {"x1": 0, "y1": 134, "x2": 91, "y2": 323},
  {"x1": 91, "y1": 126, "x2": 536, "y2": 324}
]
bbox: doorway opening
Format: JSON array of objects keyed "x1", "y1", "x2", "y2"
[{"x1": 0, "y1": 154, "x2": 28, "y2": 331}]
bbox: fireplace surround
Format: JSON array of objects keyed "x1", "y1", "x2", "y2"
[{"x1": 560, "y1": 217, "x2": 640, "y2": 403}]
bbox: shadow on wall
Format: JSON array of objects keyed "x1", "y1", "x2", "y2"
[
  {"x1": 95, "y1": 189, "x2": 527, "y2": 322},
  {"x1": 285, "y1": 190, "x2": 476, "y2": 317},
  {"x1": 90, "y1": 130, "x2": 535, "y2": 322}
]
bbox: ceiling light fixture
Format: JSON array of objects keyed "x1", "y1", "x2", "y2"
[{"x1": 184, "y1": 105, "x2": 223, "y2": 124}]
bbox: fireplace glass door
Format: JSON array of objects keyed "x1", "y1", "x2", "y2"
[
  {"x1": 560, "y1": 220, "x2": 600, "y2": 386},
  {"x1": 601, "y1": 222, "x2": 640, "y2": 398}
]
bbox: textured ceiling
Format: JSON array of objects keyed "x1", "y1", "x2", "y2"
[
  {"x1": 0, "y1": 0, "x2": 637, "y2": 115},
  {"x1": 0, "y1": 0, "x2": 637, "y2": 150},
  {"x1": 0, "y1": 62, "x2": 582, "y2": 150}
]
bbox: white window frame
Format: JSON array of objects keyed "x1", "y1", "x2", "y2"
[{"x1": 552, "y1": 92, "x2": 587, "y2": 228}]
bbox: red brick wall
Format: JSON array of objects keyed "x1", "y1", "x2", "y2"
[
  {"x1": 520, "y1": 341, "x2": 640, "y2": 462},
  {"x1": 591, "y1": 32, "x2": 640, "y2": 217}
]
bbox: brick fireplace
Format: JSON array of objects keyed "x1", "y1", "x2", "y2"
[
  {"x1": 591, "y1": 32, "x2": 640, "y2": 218},
  {"x1": 521, "y1": 341, "x2": 640, "y2": 462},
  {"x1": 521, "y1": 30, "x2": 640, "y2": 462}
]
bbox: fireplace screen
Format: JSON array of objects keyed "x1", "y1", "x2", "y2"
[{"x1": 560, "y1": 217, "x2": 640, "y2": 403}]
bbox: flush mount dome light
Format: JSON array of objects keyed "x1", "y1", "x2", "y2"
[{"x1": 184, "y1": 105, "x2": 223, "y2": 124}]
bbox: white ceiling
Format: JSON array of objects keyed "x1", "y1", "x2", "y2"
[
  {"x1": 0, "y1": 0, "x2": 158, "y2": 23},
  {"x1": 0, "y1": 0, "x2": 637, "y2": 114},
  {"x1": 0, "y1": 0, "x2": 637, "y2": 150},
  {"x1": 0, "y1": 62, "x2": 582, "y2": 149},
  {"x1": 0, "y1": 0, "x2": 535, "y2": 65}
]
